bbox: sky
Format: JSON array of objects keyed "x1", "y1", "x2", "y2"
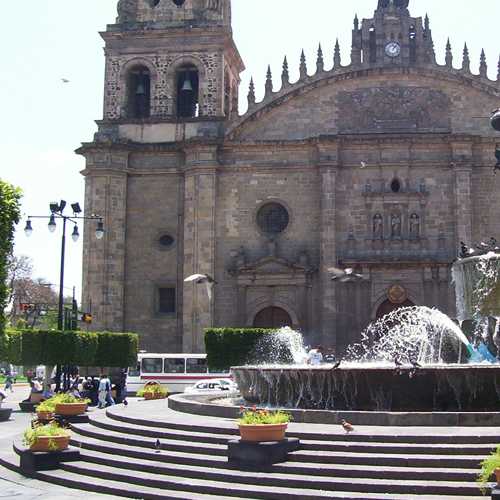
[{"x1": 1, "y1": 0, "x2": 499, "y2": 303}]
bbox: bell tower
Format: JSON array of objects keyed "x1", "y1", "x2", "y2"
[
  {"x1": 103, "y1": 0, "x2": 244, "y2": 129},
  {"x1": 352, "y1": 0, "x2": 435, "y2": 68}
]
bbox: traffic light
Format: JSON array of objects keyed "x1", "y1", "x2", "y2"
[{"x1": 81, "y1": 313, "x2": 93, "y2": 324}]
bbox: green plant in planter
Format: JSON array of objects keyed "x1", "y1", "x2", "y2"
[
  {"x1": 477, "y1": 446, "x2": 500, "y2": 494},
  {"x1": 36, "y1": 399, "x2": 56, "y2": 413},
  {"x1": 238, "y1": 407, "x2": 292, "y2": 425},
  {"x1": 49, "y1": 393, "x2": 90, "y2": 405},
  {"x1": 23, "y1": 422, "x2": 70, "y2": 450},
  {"x1": 137, "y1": 384, "x2": 168, "y2": 397}
]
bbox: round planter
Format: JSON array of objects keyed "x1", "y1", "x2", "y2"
[
  {"x1": 144, "y1": 393, "x2": 166, "y2": 401},
  {"x1": 55, "y1": 403, "x2": 87, "y2": 416},
  {"x1": 36, "y1": 411, "x2": 54, "y2": 422},
  {"x1": 0, "y1": 407, "x2": 12, "y2": 422},
  {"x1": 239, "y1": 423, "x2": 288, "y2": 442},
  {"x1": 29, "y1": 435, "x2": 70, "y2": 452}
]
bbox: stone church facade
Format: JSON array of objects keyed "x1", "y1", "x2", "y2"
[{"x1": 78, "y1": 0, "x2": 500, "y2": 354}]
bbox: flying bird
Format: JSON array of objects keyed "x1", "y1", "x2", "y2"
[
  {"x1": 155, "y1": 439, "x2": 161, "y2": 453},
  {"x1": 184, "y1": 274, "x2": 217, "y2": 301},
  {"x1": 328, "y1": 267, "x2": 364, "y2": 283},
  {"x1": 459, "y1": 242, "x2": 475, "y2": 259},
  {"x1": 61, "y1": 78, "x2": 70, "y2": 83},
  {"x1": 332, "y1": 360, "x2": 342, "y2": 370},
  {"x1": 360, "y1": 161, "x2": 367, "y2": 169},
  {"x1": 341, "y1": 419, "x2": 355, "y2": 433}
]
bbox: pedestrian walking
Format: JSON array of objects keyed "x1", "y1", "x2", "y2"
[{"x1": 4, "y1": 373, "x2": 14, "y2": 393}]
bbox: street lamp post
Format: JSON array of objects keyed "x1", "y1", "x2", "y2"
[{"x1": 24, "y1": 200, "x2": 104, "y2": 391}]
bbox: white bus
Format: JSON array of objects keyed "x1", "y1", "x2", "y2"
[{"x1": 127, "y1": 353, "x2": 230, "y2": 394}]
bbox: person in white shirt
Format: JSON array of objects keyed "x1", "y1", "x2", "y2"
[
  {"x1": 307, "y1": 346, "x2": 324, "y2": 366},
  {"x1": 98, "y1": 375, "x2": 111, "y2": 409}
]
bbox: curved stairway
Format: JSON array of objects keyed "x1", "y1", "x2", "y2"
[{"x1": 1, "y1": 400, "x2": 496, "y2": 499}]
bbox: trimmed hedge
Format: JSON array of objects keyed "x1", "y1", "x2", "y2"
[
  {"x1": 0, "y1": 329, "x2": 137, "y2": 367},
  {"x1": 95, "y1": 331, "x2": 138, "y2": 367},
  {"x1": 205, "y1": 328, "x2": 287, "y2": 371}
]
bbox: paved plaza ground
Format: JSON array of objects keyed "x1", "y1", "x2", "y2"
[{"x1": 0, "y1": 385, "x2": 114, "y2": 500}]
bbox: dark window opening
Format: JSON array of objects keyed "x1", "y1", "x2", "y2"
[
  {"x1": 159, "y1": 234, "x2": 175, "y2": 249},
  {"x1": 224, "y1": 71, "x2": 231, "y2": 116},
  {"x1": 164, "y1": 358, "x2": 185, "y2": 374},
  {"x1": 127, "y1": 67, "x2": 151, "y2": 119},
  {"x1": 176, "y1": 65, "x2": 199, "y2": 118},
  {"x1": 257, "y1": 203, "x2": 290, "y2": 235},
  {"x1": 141, "y1": 358, "x2": 163, "y2": 374},
  {"x1": 158, "y1": 288, "x2": 176, "y2": 314},
  {"x1": 391, "y1": 179, "x2": 401, "y2": 193},
  {"x1": 152, "y1": 0, "x2": 161, "y2": 6},
  {"x1": 369, "y1": 26, "x2": 377, "y2": 63}
]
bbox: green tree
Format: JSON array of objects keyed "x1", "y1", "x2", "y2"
[{"x1": 0, "y1": 180, "x2": 22, "y2": 334}]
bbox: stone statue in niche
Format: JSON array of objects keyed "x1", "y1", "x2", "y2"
[
  {"x1": 235, "y1": 246, "x2": 246, "y2": 267},
  {"x1": 373, "y1": 214, "x2": 384, "y2": 240},
  {"x1": 409, "y1": 214, "x2": 420, "y2": 239},
  {"x1": 117, "y1": 0, "x2": 136, "y2": 22},
  {"x1": 391, "y1": 214, "x2": 402, "y2": 239}
]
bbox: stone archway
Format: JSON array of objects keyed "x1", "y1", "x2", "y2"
[
  {"x1": 253, "y1": 307, "x2": 293, "y2": 329},
  {"x1": 376, "y1": 299, "x2": 414, "y2": 319}
]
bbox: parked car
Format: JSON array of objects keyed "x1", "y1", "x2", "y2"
[{"x1": 184, "y1": 378, "x2": 238, "y2": 394}]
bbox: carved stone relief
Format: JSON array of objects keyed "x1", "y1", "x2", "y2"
[{"x1": 337, "y1": 87, "x2": 451, "y2": 134}]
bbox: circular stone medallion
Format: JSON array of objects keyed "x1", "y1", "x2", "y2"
[{"x1": 388, "y1": 284, "x2": 408, "y2": 304}]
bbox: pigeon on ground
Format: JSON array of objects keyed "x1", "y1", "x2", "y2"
[
  {"x1": 184, "y1": 274, "x2": 217, "y2": 301},
  {"x1": 155, "y1": 439, "x2": 161, "y2": 453},
  {"x1": 123, "y1": 399, "x2": 128, "y2": 407},
  {"x1": 328, "y1": 267, "x2": 364, "y2": 283},
  {"x1": 341, "y1": 420, "x2": 355, "y2": 433}
]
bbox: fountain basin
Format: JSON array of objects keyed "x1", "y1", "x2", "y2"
[{"x1": 233, "y1": 365, "x2": 500, "y2": 412}]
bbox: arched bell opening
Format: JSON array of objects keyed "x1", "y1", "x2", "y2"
[
  {"x1": 127, "y1": 66, "x2": 151, "y2": 119},
  {"x1": 176, "y1": 65, "x2": 200, "y2": 118}
]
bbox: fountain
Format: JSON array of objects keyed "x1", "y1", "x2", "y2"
[{"x1": 232, "y1": 249, "x2": 500, "y2": 413}]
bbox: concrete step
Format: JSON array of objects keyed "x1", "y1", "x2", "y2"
[
  {"x1": 300, "y1": 439, "x2": 496, "y2": 455},
  {"x1": 79, "y1": 446, "x2": 484, "y2": 494},
  {"x1": 71, "y1": 422, "x2": 227, "y2": 456},
  {"x1": 290, "y1": 449, "x2": 485, "y2": 469},
  {"x1": 61, "y1": 459, "x2": 484, "y2": 498},
  {"x1": 72, "y1": 420, "x2": 488, "y2": 469},
  {"x1": 70, "y1": 432, "x2": 482, "y2": 483},
  {"x1": 89, "y1": 412, "x2": 233, "y2": 445},
  {"x1": 107, "y1": 405, "x2": 500, "y2": 444},
  {"x1": 90, "y1": 412, "x2": 497, "y2": 455}
]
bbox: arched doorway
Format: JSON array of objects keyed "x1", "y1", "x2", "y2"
[
  {"x1": 376, "y1": 299, "x2": 414, "y2": 319},
  {"x1": 253, "y1": 307, "x2": 293, "y2": 329}
]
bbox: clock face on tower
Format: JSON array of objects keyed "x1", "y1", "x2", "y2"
[{"x1": 385, "y1": 41, "x2": 401, "y2": 58}]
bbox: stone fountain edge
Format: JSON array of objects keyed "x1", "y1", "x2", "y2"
[{"x1": 168, "y1": 393, "x2": 500, "y2": 427}]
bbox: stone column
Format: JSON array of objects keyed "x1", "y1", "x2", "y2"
[
  {"x1": 318, "y1": 144, "x2": 339, "y2": 348},
  {"x1": 182, "y1": 144, "x2": 218, "y2": 353},
  {"x1": 80, "y1": 148, "x2": 129, "y2": 332},
  {"x1": 452, "y1": 142, "x2": 473, "y2": 247}
]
